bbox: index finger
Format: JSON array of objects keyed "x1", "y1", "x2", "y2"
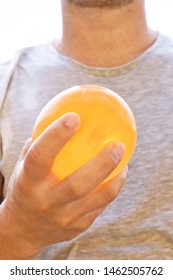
[{"x1": 23, "y1": 112, "x2": 81, "y2": 181}]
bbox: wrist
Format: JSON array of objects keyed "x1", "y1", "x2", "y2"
[{"x1": 0, "y1": 200, "x2": 41, "y2": 260}]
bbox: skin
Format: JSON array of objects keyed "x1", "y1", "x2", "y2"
[
  {"x1": 56, "y1": 0, "x2": 157, "y2": 67},
  {"x1": 0, "y1": 113, "x2": 127, "y2": 259},
  {"x1": 0, "y1": 0, "x2": 157, "y2": 259}
]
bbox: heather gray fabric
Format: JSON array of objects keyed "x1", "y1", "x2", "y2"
[{"x1": 0, "y1": 33, "x2": 173, "y2": 259}]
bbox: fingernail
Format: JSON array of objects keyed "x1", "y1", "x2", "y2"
[
  {"x1": 111, "y1": 143, "x2": 125, "y2": 161},
  {"x1": 64, "y1": 113, "x2": 81, "y2": 129}
]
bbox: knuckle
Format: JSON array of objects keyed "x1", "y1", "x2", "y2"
[
  {"x1": 64, "y1": 178, "x2": 84, "y2": 200},
  {"x1": 104, "y1": 185, "x2": 118, "y2": 203},
  {"x1": 35, "y1": 197, "x2": 52, "y2": 216},
  {"x1": 57, "y1": 217, "x2": 72, "y2": 229},
  {"x1": 75, "y1": 210, "x2": 101, "y2": 233},
  {"x1": 48, "y1": 122, "x2": 62, "y2": 140},
  {"x1": 23, "y1": 146, "x2": 51, "y2": 176},
  {"x1": 38, "y1": 203, "x2": 50, "y2": 216},
  {"x1": 75, "y1": 220, "x2": 92, "y2": 233},
  {"x1": 99, "y1": 149, "x2": 117, "y2": 174},
  {"x1": 34, "y1": 192, "x2": 55, "y2": 216},
  {"x1": 25, "y1": 146, "x2": 42, "y2": 166},
  {"x1": 105, "y1": 146, "x2": 121, "y2": 167}
]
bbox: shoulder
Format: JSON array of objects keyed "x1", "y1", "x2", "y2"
[
  {"x1": 14, "y1": 42, "x2": 60, "y2": 69},
  {"x1": 0, "y1": 52, "x2": 20, "y2": 110},
  {"x1": 145, "y1": 33, "x2": 173, "y2": 73},
  {"x1": 0, "y1": 42, "x2": 57, "y2": 77},
  {"x1": 0, "y1": 43, "x2": 57, "y2": 109},
  {"x1": 156, "y1": 33, "x2": 173, "y2": 55}
]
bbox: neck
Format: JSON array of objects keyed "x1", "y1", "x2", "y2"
[{"x1": 56, "y1": 0, "x2": 157, "y2": 67}]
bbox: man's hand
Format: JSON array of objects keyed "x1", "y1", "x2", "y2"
[{"x1": 0, "y1": 112, "x2": 127, "y2": 259}]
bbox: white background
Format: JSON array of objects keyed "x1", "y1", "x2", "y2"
[{"x1": 0, "y1": 0, "x2": 173, "y2": 63}]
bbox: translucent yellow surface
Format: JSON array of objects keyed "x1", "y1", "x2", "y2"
[{"x1": 32, "y1": 85, "x2": 137, "y2": 182}]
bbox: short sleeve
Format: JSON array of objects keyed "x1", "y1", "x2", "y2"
[
  {"x1": 0, "y1": 52, "x2": 22, "y2": 202},
  {"x1": 0, "y1": 60, "x2": 11, "y2": 202}
]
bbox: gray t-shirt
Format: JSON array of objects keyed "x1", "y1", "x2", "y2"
[{"x1": 0, "y1": 32, "x2": 173, "y2": 259}]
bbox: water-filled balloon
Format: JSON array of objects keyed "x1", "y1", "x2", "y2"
[{"x1": 32, "y1": 85, "x2": 137, "y2": 182}]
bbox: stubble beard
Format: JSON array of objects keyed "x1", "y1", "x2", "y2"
[{"x1": 66, "y1": 0, "x2": 134, "y2": 8}]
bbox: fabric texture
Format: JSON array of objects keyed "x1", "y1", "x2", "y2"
[{"x1": 0, "y1": 33, "x2": 173, "y2": 259}]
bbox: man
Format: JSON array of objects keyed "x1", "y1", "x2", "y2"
[{"x1": 0, "y1": 0, "x2": 173, "y2": 259}]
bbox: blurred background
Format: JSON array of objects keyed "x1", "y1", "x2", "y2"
[{"x1": 0, "y1": 0, "x2": 173, "y2": 63}]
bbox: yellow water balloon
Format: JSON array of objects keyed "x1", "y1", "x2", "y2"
[{"x1": 32, "y1": 85, "x2": 137, "y2": 182}]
